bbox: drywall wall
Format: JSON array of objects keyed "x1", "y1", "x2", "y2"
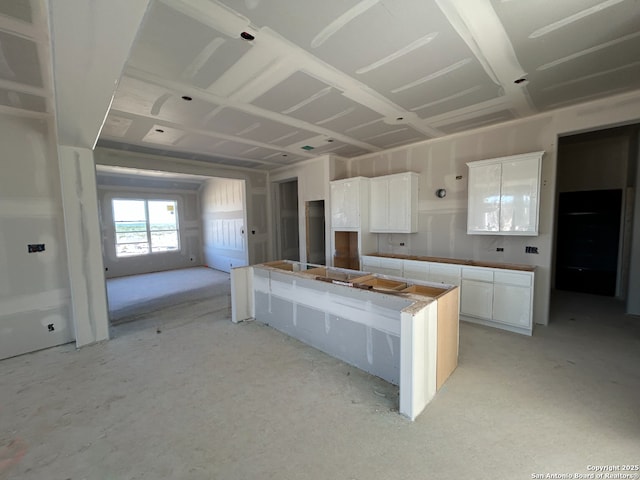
[
  {"x1": 201, "y1": 177, "x2": 248, "y2": 272},
  {"x1": 58, "y1": 146, "x2": 109, "y2": 347},
  {"x1": 557, "y1": 135, "x2": 630, "y2": 192},
  {"x1": 270, "y1": 155, "x2": 333, "y2": 264},
  {"x1": 344, "y1": 89, "x2": 640, "y2": 327},
  {"x1": 98, "y1": 186, "x2": 203, "y2": 278},
  {"x1": 0, "y1": 115, "x2": 74, "y2": 359},
  {"x1": 94, "y1": 147, "x2": 270, "y2": 266}
]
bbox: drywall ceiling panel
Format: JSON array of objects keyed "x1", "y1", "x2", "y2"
[
  {"x1": 363, "y1": 126, "x2": 427, "y2": 149},
  {"x1": 0, "y1": 1, "x2": 32, "y2": 22},
  {"x1": 529, "y1": 61, "x2": 640, "y2": 111},
  {"x1": 101, "y1": 115, "x2": 133, "y2": 138},
  {"x1": 157, "y1": 95, "x2": 218, "y2": 127},
  {"x1": 437, "y1": 110, "x2": 516, "y2": 134},
  {"x1": 268, "y1": 129, "x2": 318, "y2": 147},
  {"x1": 315, "y1": 102, "x2": 382, "y2": 133},
  {"x1": 189, "y1": 37, "x2": 252, "y2": 89},
  {"x1": 493, "y1": 0, "x2": 640, "y2": 75},
  {"x1": 142, "y1": 125, "x2": 185, "y2": 145},
  {"x1": 179, "y1": 134, "x2": 277, "y2": 159},
  {"x1": 285, "y1": 88, "x2": 359, "y2": 125},
  {"x1": 236, "y1": 117, "x2": 316, "y2": 145},
  {"x1": 111, "y1": 76, "x2": 170, "y2": 117},
  {"x1": 0, "y1": 32, "x2": 42, "y2": 86},
  {"x1": 331, "y1": 144, "x2": 371, "y2": 158},
  {"x1": 251, "y1": 71, "x2": 329, "y2": 113},
  {"x1": 228, "y1": 0, "x2": 362, "y2": 48},
  {"x1": 411, "y1": 84, "x2": 502, "y2": 120},
  {"x1": 0, "y1": 89, "x2": 46, "y2": 112},
  {"x1": 346, "y1": 118, "x2": 428, "y2": 145},
  {"x1": 127, "y1": 1, "x2": 223, "y2": 80},
  {"x1": 206, "y1": 107, "x2": 267, "y2": 136}
]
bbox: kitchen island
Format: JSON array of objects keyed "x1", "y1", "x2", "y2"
[{"x1": 231, "y1": 260, "x2": 459, "y2": 421}]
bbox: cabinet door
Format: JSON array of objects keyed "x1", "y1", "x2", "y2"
[
  {"x1": 493, "y1": 284, "x2": 531, "y2": 328},
  {"x1": 500, "y1": 157, "x2": 540, "y2": 233},
  {"x1": 331, "y1": 180, "x2": 360, "y2": 228},
  {"x1": 403, "y1": 259, "x2": 429, "y2": 281},
  {"x1": 369, "y1": 178, "x2": 388, "y2": 232},
  {"x1": 460, "y1": 279, "x2": 493, "y2": 319},
  {"x1": 428, "y1": 263, "x2": 461, "y2": 286},
  {"x1": 388, "y1": 175, "x2": 410, "y2": 232},
  {"x1": 467, "y1": 163, "x2": 502, "y2": 233}
]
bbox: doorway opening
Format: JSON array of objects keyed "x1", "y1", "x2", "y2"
[
  {"x1": 274, "y1": 179, "x2": 300, "y2": 261},
  {"x1": 552, "y1": 124, "x2": 639, "y2": 319},
  {"x1": 305, "y1": 200, "x2": 326, "y2": 265}
]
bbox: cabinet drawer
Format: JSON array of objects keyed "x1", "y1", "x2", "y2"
[
  {"x1": 462, "y1": 267, "x2": 494, "y2": 282},
  {"x1": 494, "y1": 271, "x2": 532, "y2": 287},
  {"x1": 361, "y1": 256, "x2": 381, "y2": 269},
  {"x1": 403, "y1": 259, "x2": 429, "y2": 281}
]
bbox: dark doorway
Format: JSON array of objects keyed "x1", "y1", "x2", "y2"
[
  {"x1": 305, "y1": 200, "x2": 325, "y2": 265},
  {"x1": 275, "y1": 180, "x2": 300, "y2": 261},
  {"x1": 555, "y1": 189, "x2": 622, "y2": 296}
]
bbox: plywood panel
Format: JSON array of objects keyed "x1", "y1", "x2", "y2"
[{"x1": 436, "y1": 287, "x2": 459, "y2": 390}]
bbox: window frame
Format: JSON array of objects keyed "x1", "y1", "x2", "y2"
[{"x1": 112, "y1": 197, "x2": 181, "y2": 258}]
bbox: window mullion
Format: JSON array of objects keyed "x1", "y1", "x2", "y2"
[{"x1": 145, "y1": 200, "x2": 151, "y2": 253}]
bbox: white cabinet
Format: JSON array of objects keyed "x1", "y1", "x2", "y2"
[
  {"x1": 428, "y1": 263, "x2": 461, "y2": 286},
  {"x1": 460, "y1": 280, "x2": 494, "y2": 320},
  {"x1": 467, "y1": 151, "x2": 544, "y2": 236},
  {"x1": 370, "y1": 172, "x2": 419, "y2": 233},
  {"x1": 361, "y1": 255, "x2": 403, "y2": 276},
  {"x1": 460, "y1": 267, "x2": 494, "y2": 320},
  {"x1": 492, "y1": 271, "x2": 533, "y2": 329},
  {"x1": 330, "y1": 177, "x2": 369, "y2": 229},
  {"x1": 402, "y1": 259, "x2": 429, "y2": 281}
]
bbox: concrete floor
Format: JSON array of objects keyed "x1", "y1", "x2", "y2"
[{"x1": 1, "y1": 271, "x2": 639, "y2": 479}]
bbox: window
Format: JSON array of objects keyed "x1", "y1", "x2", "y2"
[{"x1": 113, "y1": 199, "x2": 179, "y2": 257}]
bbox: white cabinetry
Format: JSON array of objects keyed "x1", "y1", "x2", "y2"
[
  {"x1": 330, "y1": 177, "x2": 369, "y2": 229},
  {"x1": 460, "y1": 267, "x2": 494, "y2": 320},
  {"x1": 370, "y1": 172, "x2": 418, "y2": 233},
  {"x1": 361, "y1": 256, "x2": 403, "y2": 276},
  {"x1": 330, "y1": 177, "x2": 375, "y2": 269},
  {"x1": 428, "y1": 263, "x2": 461, "y2": 286},
  {"x1": 402, "y1": 259, "x2": 429, "y2": 281},
  {"x1": 467, "y1": 151, "x2": 544, "y2": 236},
  {"x1": 492, "y1": 271, "x2": 533, "y2": 329}
]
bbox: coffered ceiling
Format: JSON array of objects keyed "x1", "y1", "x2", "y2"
[{"x1": 1, "y1": 0, "x2": 639, "y2": 171}]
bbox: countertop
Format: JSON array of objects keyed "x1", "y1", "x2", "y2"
[{"x1": 364, "y1": 252, "x2": 535, "y2": 272}]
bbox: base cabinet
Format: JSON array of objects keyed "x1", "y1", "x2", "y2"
[
  {"x1": 361, "y1": 255, "x2": 534, "y2": 335},
  {"x1": 460, "y1": 279, "x2": 493, "y2": 320}
]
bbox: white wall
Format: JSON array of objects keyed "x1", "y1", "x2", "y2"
[
  {"x1": 98, "y1": 186, "x2": 203, "y2": 278},
  {"x1": 270, "y1": 155, "x2": 333, "y2": 264},
  {"x1": 342, "y1": 90, "x2": 640, "y2": 327},
  {"x1": 201, "y1": 177, "x2": 248, "y2": 272},
  {"x1": 0, "y1": 115, "x2": 74, "y2": 359},
  {"x1": 628, "y1": 134, "x2": 640, "y2": 315}
]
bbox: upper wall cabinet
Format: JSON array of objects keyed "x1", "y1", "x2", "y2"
[
  {"x1": 330, "y1": 177, "x2": 370, "y2": 229},
  {"x1": 370, "y1": 172, "x2": 419, "y2": 233},
  {"x1": 467, "y1": 151, "x2": 544, "y2": 236}
]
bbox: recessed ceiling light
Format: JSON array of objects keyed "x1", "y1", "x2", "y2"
[
  {"x1": 282, "y1": 154, "x2": 288, "y2": 157},
  {"x1": 514, "y1": 77, "x2": 528, "y2": 85},
  {"x1": 181, "y1": 95, "x2": 193, "y2": 101},
  {"x1": 240, "y1": 31, "x2": 255, "y2": 41},
  {"x1": 155, "y1": 128, "x2": 164, "y2": 133},
  {"x1": 396, "y1": 117, "x2": 404, "y2": 121},
  {"x1": 327, "y1": 139, "x2": 334, "y2": 143}
]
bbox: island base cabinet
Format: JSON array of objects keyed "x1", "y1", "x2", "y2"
[{"x1": 493, "y1": 284, "x2": 532, "y2": 328}]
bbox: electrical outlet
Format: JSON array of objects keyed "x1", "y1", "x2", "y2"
[
  {"x1": 28, "y1": 244, "x2": 45, "y2": 253},
  {"x1": 399, "y1": 242, "x2": 405, "y2": 246},
  {"x1": 525, "y1": 246, "x2": 539, "y2": 254},
  {"x1": 496, "y1": 247, "x2": 504, "y2": 252}
]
